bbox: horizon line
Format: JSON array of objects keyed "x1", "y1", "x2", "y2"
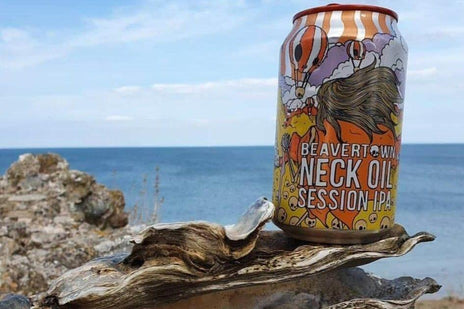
[{"x1": 0, "y1": 142, "x2": 463, "y2": 151}]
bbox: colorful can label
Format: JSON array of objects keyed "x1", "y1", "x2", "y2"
[{"x1": 272, "y1": 5, "x2": 407, "y2": 238}]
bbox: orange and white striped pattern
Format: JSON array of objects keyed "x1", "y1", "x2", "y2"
[
  {"x1": 288, "y1": 25, "x2": 328, "y2": 82},
  {"x1": 280, "y1": 10, "x2": 398, "y2": 77}
]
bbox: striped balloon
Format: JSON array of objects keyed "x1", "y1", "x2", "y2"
[
  {"x1": 288, "y1": 25, "x2": 328, "y2": 83},
  {"x1": 346, "y1": 40, "x2": 366, "y2": 60}
]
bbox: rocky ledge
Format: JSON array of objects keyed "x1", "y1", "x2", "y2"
[{"x1": 0, "y1": 153, "x2": 140, "y2": 302}]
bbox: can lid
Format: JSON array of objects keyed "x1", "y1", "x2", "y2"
[{"x1": 293, "y1": 3, "x2": 398, "y2": 23}]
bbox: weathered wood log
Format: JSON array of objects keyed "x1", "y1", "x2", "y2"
[
  {"x1": 155, "y1": 267, "x2": 440, "y2": 309},
  {"x1": 41, "y1": 198, "x2": 438, "y2": 309}
]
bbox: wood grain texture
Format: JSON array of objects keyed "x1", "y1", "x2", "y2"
[{"x1": 39, "y1": 198, "x2": 438, "y2": 309}]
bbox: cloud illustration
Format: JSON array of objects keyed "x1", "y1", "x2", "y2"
[{"x1": 380, "y1": 36, "x2": 408, "y2": 69}]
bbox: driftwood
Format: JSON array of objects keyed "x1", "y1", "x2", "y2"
[
  {"x1": 41, "y1": 198, "x2": 439, "y2": 309},
  {"x1": 155, "y1": 267, "x2": 440, "y2": 309}
]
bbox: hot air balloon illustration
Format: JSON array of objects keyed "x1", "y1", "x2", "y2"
[
  {"x1": 346, "y1": 40, "x2": 366, "y2": 71},
  {"x1": 289, "y1": 25, "x2": 328, "y2": 99}
]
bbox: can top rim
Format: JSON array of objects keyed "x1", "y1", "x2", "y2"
[{"x1": 293, "y1": 3, "x2": 398, "y2": 23}]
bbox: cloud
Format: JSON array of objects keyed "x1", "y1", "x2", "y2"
[
  {"x1": 151, "y1": 78, "x2": 277, "y2": 94},
  {"x1": 0, "y1": 28, "x2": 65, "y2": 69},
  {"x1": 0, "y1": 1, "x2": 255, "y2": 70},
  {"x1": 3, "y1": 77, "x2": 277, "y2": 123},
  {"x1": 379, "y1": 36, "x2": 407, "y2": 69},
  {"x1": 1, "y1": 28, "x2": 32, "y2": 48},
  {"x1": 425, "y1": 26, "x2": 464, "y2": 39},
  {"x1": 407, "y1": 67, "x2": 437, "y2": 80},
  {"x1": 105, "y1": 115, "x2": 134, "y2": 121},
  {"x1": 323, "y1": 60, "x2": 353, "y2": 82},
  {"x1": 281, "y1": 80, "x2": 317, "y2": 111},
  {"x1": 1, "y1": 0, "x2": 464, "y2": 146},
  {"x1": 321, "y1": 50, "x2": 380, "y2": 84},
  {"x1": 114, "y1": 86, "x2": 142, "y2": 95},
  {"x1": 190, "y1": 118, "x2": 210, "y2": 127},
  {"x1": 391, "y1": 59, "x2": 404, "y2": 72},
  {"x1": 69, "y1": 2, "x2": 250, "y2": 47},
  {"x1": 0, "y1": 77, "x2": 279, "y2": 147},
  {"x1": 233, "y1": 40, "x2": 281, "y2": 58}
]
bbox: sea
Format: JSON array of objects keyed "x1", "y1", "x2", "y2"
[{"x1": 0, "y1": 145, "x2": 463, "y2": 298}]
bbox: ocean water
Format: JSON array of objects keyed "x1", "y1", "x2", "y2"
[{"x1": 0, "y1": 145, "x2": 463, "y2": 298}]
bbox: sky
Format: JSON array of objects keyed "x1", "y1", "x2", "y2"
[{"x1": 0, "y1": 0, "x2": 463, "y2": 147}]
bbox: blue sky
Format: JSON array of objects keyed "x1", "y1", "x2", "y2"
[{"x1": 0, "y1": 0, "x2": 463, "y2": 147}]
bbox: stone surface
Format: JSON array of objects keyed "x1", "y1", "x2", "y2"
[
  {"x1": 0, "y1": 293, "x2": 31, "y2": 309},
  {"x1": 0, "y1": 153, "x2": 134, "y2": 301}
]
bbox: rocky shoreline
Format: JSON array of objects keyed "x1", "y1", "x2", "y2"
[
  {"x1": 0, "y1": 153, "x2": 143, "y2": 304},
  {"x1": 0, "y1": 153, "x2": 462, "y2": 308}
]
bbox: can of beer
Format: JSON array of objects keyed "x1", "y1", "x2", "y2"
[{"x1": 272, "y1": 4, "x2": 407, "y2": 244}]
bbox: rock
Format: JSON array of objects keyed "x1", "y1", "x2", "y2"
[
  {"x1": 77, "y1": 184, "x2": 128, "y2": 228},
  {"x1": 0, "y1": 293, "x2": 31, "y2": 309},
  {"x1": 0, "y1": 153, "x2": 134, "y2": 301},
  {"x1": 60, "y1": 170, "x2": 94, "y2": 203},
  {"x1": 8, "y1": 194, "x2": 47, "y2": 202},
  {"x1": 6, "y1": 154, "x2": 41, "y2": 189},
  {"x1": 2, "y1": 153, "x2": 127, "y2": 228}
]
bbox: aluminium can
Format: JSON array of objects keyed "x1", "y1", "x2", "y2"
[{"x1": 272, "y1": 4, "x2": 408, "y2": 244}]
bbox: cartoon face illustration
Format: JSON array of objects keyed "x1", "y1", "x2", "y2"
[
  {"x1": 369, "y1": 213, "x2": 378, "y2": 223},
  {"x1": 331, "y1": 217, "x2": 345, "y2": 230},
  {"x1": 281, "y1": 133, "x2": 291, "y2": 153},
  {"x1": 277, "y1": 208, "x2": 287, "y2": 223},
  {"x1": 370, "y1": 145, "x2": 380, "y2": 158},
  {"x1": 289, "y1": 216, "x2": 299, "y2": 225},
  {"x1": 288, "y1": 196, "x2": 298, "y2": 211},
  {"x1": 295, "y1": 87, "x2": 305, "y2": 99},
  {"x1": 305, "y1": 216, "x2": 317, "y2": 227},
  {"x1": 282, "y1": 191, "x2": 289, "y2": 200},
  {"x1": 380, "y1": 216, "x2": 391, "y2": 229},
  {"x1": 354, "y1": 219, "x2": 367, "y2": 230}
]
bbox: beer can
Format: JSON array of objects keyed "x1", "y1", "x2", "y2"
[{"x1": 272, "y1": 4, "x2": 408, "y2": 244}]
